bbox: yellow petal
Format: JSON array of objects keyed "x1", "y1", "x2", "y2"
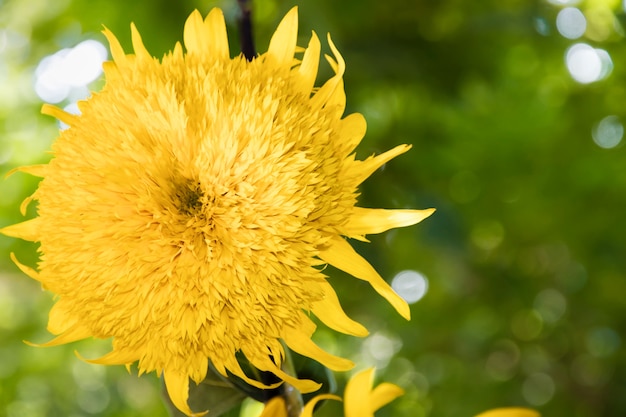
[
  {"x1": 344, "y1": 207, "x2": 435, "y2": 237},
  {"x1": 351, "y1": 144, "x2": 412, "y2": 186},
  {"x1": 254, "y1": 355, "x2": 322, "y2": 394},
  {"x1": 311, "y1": 282, "x2": 368, "y2": 337},
  {"x1": 302, "y1": 394, "x2": 341, "y2": 417},
  {"x1": 344, "y1": 368, "x2": 374, "y2": 417},
  {"x1": 41, "y1": 103, "x2": 78, "y2": 126},
  {"x1": 224, "y1": 357, "x2": 283, "y2": 391},
  {"x1": 102, "y1": 26, "x2": 127, "y2": 65},
  {"x1": 309, "y1": 35, "x2": 345, "y2": 109},
  {"x1": 183, "y1": 10, "x2": 206, "y2": 55},
  {"x1": 1, "y1": 219, "x2": 41, "y2": 241},
  {"x1": 204, "y1": 8, "x2": 229, "y2": 59},
  {"x1": 283, "y1": 327, "x2": 354, "y2": 373},
  {"x1": 131, "y1": 22, "x2": 152, "y2": 61},
  {"x1": 297, "y1": 31, "x2": 321, "y2": 94},
  {"x1": 47, "y1": 300, "x2": 77, "y2": 334},
  {"x1": 338, "y1": 113, "x2": 367, "y2": 156},
  {"x1": 164, "y1": 370, "x2": 208, "y2": 417},
  {"x1": 24, "y1": 324, "x2": 91, "y2": 347},
  {"x1": 260, "y1": 397, "x2": 288, "y2": 417},
  {"x1": 5, "y1": 164, "x2": 46, "y2": 179},
  {"x1": 474, "y1": 408, "x2": 540, "y2": 417},
  {"x1": 183, "y1": 9, "x2": 229, "y2": 60},
  {"x1": 369, "y1": 382, "x2": 404, "y2": 412},
  {"x1": 19, "y1": 194, "x2": 36, "y2": 216},
  {"x1": 323, "y1": 77, "x2": 346, "y2": 115},
  {"x1": 9, "y1": 252, "x2": 41, "y2": 282},
  {"x1": 319, "y1": 237, "x2": 410, "y2": 320},
  {"x1": 267, "y1": 7, "x2": 298, "y2": 67},
  {"x1": 82, "y1": 349, "x2": 139, "y2": 365}
]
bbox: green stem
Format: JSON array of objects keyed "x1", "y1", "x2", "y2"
[{"x1": 281, "y1": 345, "x2": 304, "y2": 417}]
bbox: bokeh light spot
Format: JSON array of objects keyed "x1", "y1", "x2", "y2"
[
  {"x1": 34, "y1": 40, "x2": 107, "y2": 103},
  {"x1": 534, "y1": 288, "x2": 567, "y2": 324},
  {"x1": 586, "y1": 327, "x2": 621, "y2": 357},
  {"x1": 522, "y1": 373, "x2": 555, "y2": 405},
  {"x1": 547, "y1": 0, "x2": 580, "y2": 5},
  {"x1": 77, "y1": 385, "x2": 110, "y2": 414},
  {"x1": 556, "y1": 7, "x2": 587, "y2": 39},
  {"x1": 391, "y1": 270, "x2": 429, "y2": 304},
  {"x1": 471, "y1": 220, "x2": 504, "y2": 251},
  {"x1": 485, "y1": 340, "x2": 520, "y2": 381},
  {"x1": 565, "y1": 43, "x2": 612, "y2": 84},
  {"x1": 592, "y1": 115, "x2": 623, "y2": 149},
  {"x1": 362, "y1": 331, "x2": 403, "y2": 368}
]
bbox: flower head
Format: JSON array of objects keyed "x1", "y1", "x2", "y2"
[
  {"x1": 259, "y1": 368, "x2": 404, "y2": 417},
  {"x1": 1, "y1": 7, "x2": 433, "y2": 416},
  {"x1": 258, "y1": 369, "x2": 539, "y2": 417}
]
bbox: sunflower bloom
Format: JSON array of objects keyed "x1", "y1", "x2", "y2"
[
  {"x1": 259, "y1": 368, "x2": 403, "y2": 417},
  {"x1": 1, "y1": 7, "x2": 433, "y2": 416},
  {"x1": 259, "y1": 369, "x2": 538, "y2": 417}
]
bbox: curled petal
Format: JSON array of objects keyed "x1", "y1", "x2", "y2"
[
  {"x1": 311, "y1": 282, "x2": 368, "y2": 337},
  {"x1": 24, "y1": 325, "x2": 91, "y2": 347},
  {"x1": 319, "y1": 237, "x2": 410, "y2": 320},
  {"x1": 8, "y1": 252, "x2": 41, "y2": 282},
  {"x1": 302, "y1": 394, "x2": 341, "y2": 417},
  {"x1": 164, "y1": 370, "x2": 207, "y2": 417},
  {"x1": 81, "y1": 349, "x2": 139, "y2": 365},
  {"x1": 283, "y1": 326, "x2": 354, "y2": 373},
  {"x1": 41, "y1": 104, "x2": 78, "y2": 126}
]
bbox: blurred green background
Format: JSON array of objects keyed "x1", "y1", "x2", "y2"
[{"x1": 1, "y1": 0, "x2": 625, "y2": 416}]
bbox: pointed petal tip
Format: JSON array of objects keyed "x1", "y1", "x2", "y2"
[
  {"x1": 165, "y1": 371, "x2": 208, "y2": 417},
  {"x1": 101, "y1": 25, "x2": 127, "y2": 64},
  {"x1": 345, "y1": 207, "x2": 436, "y2": 238},
  {"x1": 312, "y1": 283, "x2": 369, "y2": 337},
  {"x1": 8, "y1": 252, "x2": 41, "y2": 281},
  {"x1": 320, "y1": 237, "x2": 411, "y2": 321},
  {"x1": 267, "y1": 6, "x2": 300, "y2": 66}
]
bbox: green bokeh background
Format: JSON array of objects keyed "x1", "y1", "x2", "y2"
[{"x1": 1, "y1": 0, "x2": 625, "y2": 416}]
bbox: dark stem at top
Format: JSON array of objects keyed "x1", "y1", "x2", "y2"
[{"x1": 237, "y1": 0, "x2": 256, "y2": 61}]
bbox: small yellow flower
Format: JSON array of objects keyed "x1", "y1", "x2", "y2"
[
  {"x1": 259, "y1": 373, "x2": 539, "y2": 417},
  {"x1": 474, "y1": 408, "x2": 540, "y2": 417},
  {"x1": 259, "y1": 367, "x2": 403, "y2": 417},
  {"x1": 1, "y1": 7, "x2": 433, "y2": 416}
]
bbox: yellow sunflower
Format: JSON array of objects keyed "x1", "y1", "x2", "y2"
[
  {"x1": 259, "y1": 368, "x2": 403, "y2": 417},
  {"x1": 1, "y1": 7, "x2": 433, "y2": 416},
  {"x1": 258, "y1": 368, "x2": 539, "y2": 417}
]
